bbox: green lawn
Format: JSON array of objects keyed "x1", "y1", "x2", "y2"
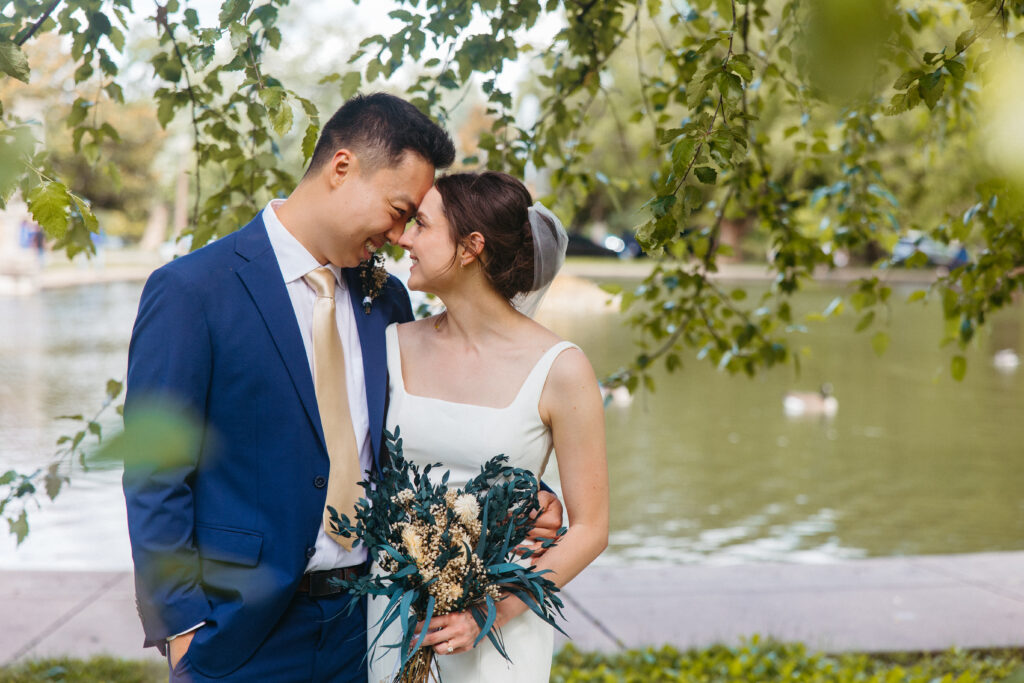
[
  {"x1": 2, "y1": 641, "x2": 1022, "y2": 682},
  {"x1": 551, "y1": 640, "x2": 1024, "y2": 682},
  {"x1": 0, "y1": 657, "x2": 165, "y2": 683}
]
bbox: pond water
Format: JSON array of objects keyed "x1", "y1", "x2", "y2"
[{"x1": 1, "y1": 278, "x2": 1022, "y2": 570}]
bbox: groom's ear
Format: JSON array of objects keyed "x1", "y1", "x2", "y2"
[
  {"x1": 327, "y1": 149, "x2": 356, "y2": 187},
  {"x1": 459, "y1": 232, "x2": 485, "y2": 266}
]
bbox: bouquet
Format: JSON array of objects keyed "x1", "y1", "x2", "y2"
[{"x1": 328, "y1": 427, "x2": 566, "y2": 683}]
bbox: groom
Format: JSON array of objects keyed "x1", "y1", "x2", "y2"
[{"x1": 123, "y1": 93, "x2": 561, "y2": 681}]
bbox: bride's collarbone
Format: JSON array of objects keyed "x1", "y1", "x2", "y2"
[{"x1": 401, "y1": 348, "x2": 545, "y2": 407}]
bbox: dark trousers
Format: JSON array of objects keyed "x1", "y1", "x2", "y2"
[{"x1": 169, "y1": 592, "x2": 367, "y2": 682}]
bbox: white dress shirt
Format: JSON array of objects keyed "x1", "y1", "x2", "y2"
[{"x1": 263, "y1": 198, "x2": 372, "y2": 572}]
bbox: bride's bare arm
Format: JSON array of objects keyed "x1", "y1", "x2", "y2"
[{"x1": 522, "y1": 346, "x2": 610, "y2": 591}]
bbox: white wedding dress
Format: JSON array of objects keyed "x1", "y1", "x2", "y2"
[{"x1": 366, "y1": 322, "x2": 578, "y2": 683}]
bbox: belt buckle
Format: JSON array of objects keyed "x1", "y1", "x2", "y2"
[{"x1": 309, "y1": 567, "x2": 346, "y2": 598}]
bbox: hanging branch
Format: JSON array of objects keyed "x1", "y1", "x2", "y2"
[
  {"x1": 155, "y1": 5, "x2": 204, "y2": 227},
  {"x1": 15, "y1": 0, "x2": 61, "y2": 46}
]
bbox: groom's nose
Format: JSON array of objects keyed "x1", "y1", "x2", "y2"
[{"x1": 384, "y1": 221, "x2": 405, "y2": 245}]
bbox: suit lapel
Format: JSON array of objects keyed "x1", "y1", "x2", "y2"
[
  {"x1": 343, "y1": 268, "x2": 387, "y2": 467},
  {"x1": 235, "y1": 216, "x2": 326, "y2": 450}
]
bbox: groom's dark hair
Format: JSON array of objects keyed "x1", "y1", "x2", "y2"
[{"x1": 306, "y1": 92, "x2": 455, "y2": 175}]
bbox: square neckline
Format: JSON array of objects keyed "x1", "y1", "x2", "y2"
[{"x1": 387, "y1": 323, "x2": 574, "y2": 411}]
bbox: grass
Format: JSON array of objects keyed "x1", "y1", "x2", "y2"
[
  {"x1": 2, "y1": 642, "x2": 1022, "y2": 682},
  {"x1": 0, "y1": 657, "x2": 165, "y2": 683},
  {"x1": 551, "y1": 639, "x2": 1024, "y2": 682}
]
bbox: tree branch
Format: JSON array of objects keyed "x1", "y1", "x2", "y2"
[
  {"x1": 15, "y1": 0, "x2": 61, "y2": 46},
  {"x1": 155, "y1": 6, "x2": 203, "y2": 227}
]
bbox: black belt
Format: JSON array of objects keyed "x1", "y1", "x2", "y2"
[{"x1": 297, "y1": 565, "x2": 367, "y2": 598}]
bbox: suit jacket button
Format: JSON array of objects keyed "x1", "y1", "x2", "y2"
[
  {"x1": 306, "y1": 546, "x2": 316, "y2": 559},
  {"x1": 314, "y1": 476, "x2": 327, "y2": 489}
]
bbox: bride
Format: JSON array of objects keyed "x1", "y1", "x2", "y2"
[{"x1": 367, "y1": 171, "x2": 609, "y2": 682}]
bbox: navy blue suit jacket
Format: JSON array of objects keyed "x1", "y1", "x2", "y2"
[{"x1": 122, "y1": 214, "x2": 413, "y2": 678}]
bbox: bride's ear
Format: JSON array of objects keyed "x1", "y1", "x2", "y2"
[{"x1": 459, "y1": 232, "x2": 486, "y2": 267}]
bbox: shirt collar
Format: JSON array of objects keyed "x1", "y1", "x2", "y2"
[{"x1": 263, "y1": 199, "x2": 344, "y2": 289}]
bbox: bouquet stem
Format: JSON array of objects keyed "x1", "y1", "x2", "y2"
[{"x1": 400, "y1": 647, "x2": 435, "y2": 683}]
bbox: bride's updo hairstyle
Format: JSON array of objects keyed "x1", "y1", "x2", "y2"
[{"x1": 433, "y1": 171, "x2": 536, "y2": 301}]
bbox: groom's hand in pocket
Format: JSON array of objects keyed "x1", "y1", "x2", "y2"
[
  {"x1": 168, "y1": 630, "x2": 196, "y2": 669},
  {"x1": 516, "y1": 491, "x2": 563, "y2": 558}
]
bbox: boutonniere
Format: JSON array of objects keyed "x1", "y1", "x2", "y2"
[{"x1": 358, "y1": 251, "x2": 388, "y2": 314}]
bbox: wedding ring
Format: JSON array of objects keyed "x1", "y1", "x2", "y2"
[{"x1": 446, "y1": 643, "x2": 454, "y2": 654}]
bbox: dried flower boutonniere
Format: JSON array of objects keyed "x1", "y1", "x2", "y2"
[{"x1": 358, "y1": 251, "x2": 388, "y2": 314}]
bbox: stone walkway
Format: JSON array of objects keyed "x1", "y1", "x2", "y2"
[{"x1": 2, "y1": 552, "x2": 1023, "y2": 666}]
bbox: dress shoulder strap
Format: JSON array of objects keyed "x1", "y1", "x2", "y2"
[
  {"x1": 385, "y1": 323, "x2": 405, "y2": 394},
  {"x1": 514, "y1": 340, "x2": 581, "y2": 408}
]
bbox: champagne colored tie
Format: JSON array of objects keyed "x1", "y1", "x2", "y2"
[{"x1": 304, "y1": 266, "x2": 361, "y2": 550}]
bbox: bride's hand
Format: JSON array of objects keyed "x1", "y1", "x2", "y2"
[
  {"x1": 415, "y1": 611, "x2": 480, "y2": 655},
  {"x1": 516, "y1": 490, "x2": 563, "y2": 557}
]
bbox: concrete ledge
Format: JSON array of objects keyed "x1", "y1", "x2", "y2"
[{"x1": 2, "y1": 552, "x2": 1022, "y2": 665}]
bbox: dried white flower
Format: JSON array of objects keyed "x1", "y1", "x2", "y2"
[
  {"x1": 453, "y1": 494, "x2": 480, "y2": 525},
  {"x1": 402, "y1": 525, "x2": 423, "y2": 563}
]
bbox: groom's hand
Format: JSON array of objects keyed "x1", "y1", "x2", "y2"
[
  {"x1": 168, "y1": 630, "x2": 196, "y2": 669},
  {"x1": 516, "y1": 491, "x2": 563, "y2": 557}
]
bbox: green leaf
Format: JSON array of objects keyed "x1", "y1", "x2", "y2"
[
  {"x1": 108, "y1": 26, "x2": 125, "y2": 52},
  {"x1": 729, "y1": 59, "x2": 753, "y2": 83},
  {"x1": 106, "y1": 379, "x2": 123, "y2": 399},
  {"x1": 341, "y1": 71, "x2": 361, "y2": 99},
  {"x1": 27, "y1": 181, "x2": 72, "y2": 239},
  {"x1": 871, "y1": 331, "x2": 889, "y2": 356},
  {"x1": 954, "y1": 29, "x2": 975, "y2": 54},
  {"x1": 8, "y1": 509, "x2": 28, "y2": 546},
  {"x1": 695, "y1": 167, "x2": 717, "y2": 185},
  {"x1": 943, "y1": 59, "x2": 965, "y2": 80},
  {"x1": 951, "y1": 355, "x2": 966, "y2": 381},
  {"x1": 659, "y1": 128, "x2": 684, "y2": 145},
  {"x1": 366, "y1": 59, "x2": 383, "y2": 83},
  {"x1": 66, "y1": 98, "x2": 91, "y2": 128},
  {"x1": 302, "y1": 123, "x2": 318, "y2": 163},
  {"x1": 854, "y1": 310, "x2": 875, "y2": 332},
  {"x1": 258, "y1": 86, "x2": 284, "y2": 110},
  {"x1": 907, "y1": 290, "x2": 927, "y2": 303},
  {"x1": 219, "y1": 0, "x2": 248, "y2": 28},
  {"x1": 44, "y1": 465, "x2": 64, "y2": 500},
  {"x1": 682, "y1": 185, "x2": 703, "y2": 213},
  {"x1": 719, "y1": 71, "x2": 744, "y2": 104},
  {"x1": 71, "y1": 195, "x2": 99, "y2": 234},
  {"x1": 157, "y1": 97, "x2": 177, "y2": 128},
  {"x1": 893, "y1": 69, "x2": 922, "y2": 91},
  {"x1": 272, "y1": 101, "x2": 293, "y2": 136},
  {"x1": 918, "y1": 70, "x2": 944, "y2": 109},
  {"x1": 229, "y1": 22, "x2": 251, "y2": 52},
  {"x1": 0, "y1": 41, "x2": 31, "y2": 83}
]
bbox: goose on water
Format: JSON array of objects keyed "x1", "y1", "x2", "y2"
[
  {"x1": 784, "y1": 383, "x2": 838, "y2": 417},
  {"x1": 993, "y1": 349, "x2": 1020, "y2": 373}
]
